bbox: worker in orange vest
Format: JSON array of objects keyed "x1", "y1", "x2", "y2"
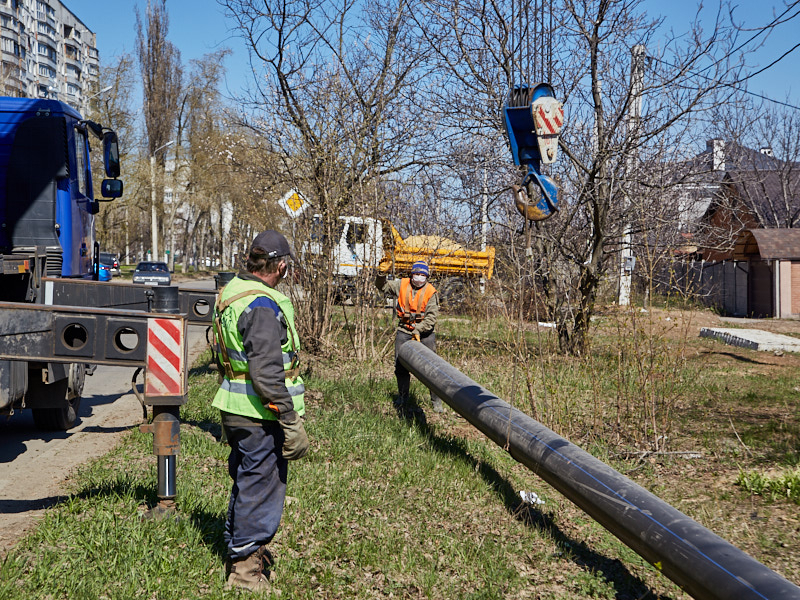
[{"x1": 376, "y1": 261, "x2": 444, "y2": 413}]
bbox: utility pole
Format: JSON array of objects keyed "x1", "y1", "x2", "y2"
[{"x1": 619, "y1": 45, "x2": 645, "y2": 306}]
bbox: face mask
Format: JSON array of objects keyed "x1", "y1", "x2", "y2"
[
  {"x1": 281, "y1": 262, "x2": 289, "y2": 279},
  {"x1": 411, "y1": 274, "x2": 427, "y2": 287}
]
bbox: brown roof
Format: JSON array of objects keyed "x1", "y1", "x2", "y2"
[
  {"x1": 725, "y1": 170, "x2": 800, "y2": 228},
  {"x1": 734, "y1": 229, "x2": 800, "y2": 260}
]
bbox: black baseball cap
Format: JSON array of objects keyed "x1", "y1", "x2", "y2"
[{"x1": 250, "y1": 230, "x2": 295, "y2": 259}]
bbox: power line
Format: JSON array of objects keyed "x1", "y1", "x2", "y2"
[
  {"x1": 648, "y1": 49, "x2": 800, "y2": 112},
  {"x1": 696, "y1": 1, "x2": 800, "y2": 76}
]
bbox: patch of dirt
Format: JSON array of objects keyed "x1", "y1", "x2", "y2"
[{"x1": 0, "y1": 328, "x2": 211, "y2": 557}]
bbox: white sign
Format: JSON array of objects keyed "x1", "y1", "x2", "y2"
[{"x1": 278, "y1": 189, "x2": 310, "y2": 218}]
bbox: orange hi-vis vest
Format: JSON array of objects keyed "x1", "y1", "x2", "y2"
[{"x1": 396, "y1": 278, "x2": 437, "y2": 330}]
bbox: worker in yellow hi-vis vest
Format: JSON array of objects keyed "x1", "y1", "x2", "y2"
[{"x1": 213, "y1": 230, "x2": 308, "y2": 592}]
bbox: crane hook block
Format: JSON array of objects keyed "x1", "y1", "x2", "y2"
[
  {"x1": 502, "y1": 83, "x2": 563, "y2": 167},
  {"x1": 512, "y1": 169, "x2": 559, "y2": 222},
  {"x1": 503, "y1": 83, "x2": 563, "y2": 221}
]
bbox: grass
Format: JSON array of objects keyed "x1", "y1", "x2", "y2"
[
  {"x1": 737, "y1": 468, "x2": 800, "y2": 504},
  {"x1": 2, "y1": 306, "x2": 800, "y2": 598}
]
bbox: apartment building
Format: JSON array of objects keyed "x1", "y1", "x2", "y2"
[{"x1": 0, "y1": 0, "x2": 99, "y2": 110}]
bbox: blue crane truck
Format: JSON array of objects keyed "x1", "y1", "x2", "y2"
[
  {"x1": 0, "y1": 97, "x2": 222, "y2": 512},
  {"x1": 0, "y1": 97, "x2": 123, "y2": 430}
]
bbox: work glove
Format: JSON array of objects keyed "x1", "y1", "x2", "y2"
[
  {"x1": 279, "y1": 413, "x2": 309, "y2": 460},
  {"x1": 411, "y1": 330, "x2": 421, "y2": 342}
]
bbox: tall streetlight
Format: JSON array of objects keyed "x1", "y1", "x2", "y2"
[
  {"x1": 151, "y1": 140, "x2": 175, "y2": 261},
  {"x1": 86, "y1": 85, "x2": 113, "y2": 102}
]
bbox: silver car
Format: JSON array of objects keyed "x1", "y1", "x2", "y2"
[{"x1": 132, "y1": 261, "x2": 171, "y2": 286}]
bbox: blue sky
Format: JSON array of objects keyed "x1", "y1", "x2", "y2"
[
  {"x1": 65, "y1": 0, "x2": 799, "y2": 109},
  {"x1": 647, "y1": 0, "x2": 800, "y2": 109},
  {"x1": 65, "y1": 0, "x2": 252, "y2": 97}
]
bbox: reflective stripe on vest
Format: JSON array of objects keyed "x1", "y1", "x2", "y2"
[
  {"x1": 212, "y1": 276, "x2": 305, "y2": 421},
  {"x1": 396, "y1": 278, "x2": 437, "y2": 330}
]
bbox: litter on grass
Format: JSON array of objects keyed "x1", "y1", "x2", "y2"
[{"x1": 519, "y1": 490, "x2": 545, "y2": 505}]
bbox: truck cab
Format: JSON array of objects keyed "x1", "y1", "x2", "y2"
[
  {"x1": 0, "y1": 97, "x2": 122, "y2": 430},
  {"x1": 0, "y1": 98, "x2": 121, "y2": 280}
]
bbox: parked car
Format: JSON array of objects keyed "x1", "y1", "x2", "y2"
[
  {"x1": 99, "y1": 252, "x2": 120, "y2": 277},
  {"x1": 132, "y1": 261, "x2": 171, "y2": 286},
  {"x1": 96, "y1": 262, "x2": 112, "y2": 281}
]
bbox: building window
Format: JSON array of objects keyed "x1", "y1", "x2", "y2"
[
  {"x1": 37, "y1": 21, "x2": 56, "y2": 37},
  {"x1": 38, "y1": 42, "x2": 55, "y2": 60},
  {"x1": 38, "y1": 63, "x2": 55, "y2": 78},
  {"x1": 66, "y1": 63, "x2": 80, "y2": 78},
  {"x1": 1, "y1": 37, "x2": 18, "y2": 56},
  {"x1": 67, "y1": 83, "x2": 79, "y2": 96}
]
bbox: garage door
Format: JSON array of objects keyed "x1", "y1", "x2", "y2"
[{"x1": 749, "y1": 261, "x2": 773, "y2": 317}]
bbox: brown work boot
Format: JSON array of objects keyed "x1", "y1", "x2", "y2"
[{"x1": 226, "y1": 546, "x2": 273, "y2": 592}]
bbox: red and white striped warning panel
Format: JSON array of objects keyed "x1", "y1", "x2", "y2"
[
  {"x1": 532, "y1": 96, "x2": 564, "y2": 164},
  {"x1": 146, "y1": 317, "x2": 185, "y2": 397}
]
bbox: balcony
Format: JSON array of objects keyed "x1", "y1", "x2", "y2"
[
  {"x1": 65, "y1": 67, "x2": 81, "y2": 83},
  {"x1": 37, "y1": 52, "x2": 56, "y2": 69},
  {"x1": 36, "y1": 22, "x2": 56, "y2": 43},
  {"x1": 64, "y1": 54, "x2": 81, "y2": 70}
]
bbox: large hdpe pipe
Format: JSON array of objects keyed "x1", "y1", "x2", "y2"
[{"x1": 398, "y1": 342, "x2": 800, "y2": 600}]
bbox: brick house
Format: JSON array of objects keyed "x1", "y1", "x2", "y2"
[{"x1": 671, "y1": 140, "x2": 800, "y2": 317}]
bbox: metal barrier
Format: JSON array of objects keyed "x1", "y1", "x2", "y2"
[{"x1": 398, "y1": 341, "x2": 800, "y2": 600}]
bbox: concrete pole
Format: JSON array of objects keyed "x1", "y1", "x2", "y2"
[
  {"x1": 619, "y1": 45, "x2": 645, "y2": 306},
  {"x1": 125, "y1": 204, "x2": 130, "y2": 265}
]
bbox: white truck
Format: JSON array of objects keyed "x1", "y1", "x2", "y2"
[{"x1": 304, "y1": 215, "x2": 495, "y2": 305}]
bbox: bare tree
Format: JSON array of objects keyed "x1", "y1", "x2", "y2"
[
  {"x1": 135, "y1": 0, "x2": 183, "y2": 261},
  {"x1": 415, "y1": 0, "x2": 768, "y2": 353},
  {"x1": 222, "y1": 0, "x2": 435, "y2": 351},
  {"x1": 92, "y1": 53, "x2": 140, "y2": 262},
  {"x1": 714, "y1": 102, "x2": 800, "y2": 229}
]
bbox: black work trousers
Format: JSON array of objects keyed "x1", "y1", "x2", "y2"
[
  {"x1": 223, "y1": 420, "x2": 288, "y2": 560},
  {"x1": 394, "y1": 329, "x2": 439, "y2": 403}
]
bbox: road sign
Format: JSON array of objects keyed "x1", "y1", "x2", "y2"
[{"x1": 278, "y1": 189, "x2": 310, "y2": 218}]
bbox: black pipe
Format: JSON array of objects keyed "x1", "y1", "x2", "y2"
[{"x1": 398, "y1": 341, "x2": 800, "y2": 600}]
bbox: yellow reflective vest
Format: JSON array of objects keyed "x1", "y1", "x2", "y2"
[{"x1": 212, "y1": 275, "x2": 305, "y2": 420}]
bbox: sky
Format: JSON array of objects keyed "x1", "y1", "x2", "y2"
[
  {"x1": 64, "y1": 0, "x2": 800, "y2": 109},
  {"x1": 64, "y1": 0, "x2": 253, "y2": 98},
  {"x1": 644, "y1": 0, "x2": 800, "y2": 110}
]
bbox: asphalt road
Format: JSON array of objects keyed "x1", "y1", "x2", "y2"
[{"x1": 0, "y1": 278, "x2": 217, "y2": 555}]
